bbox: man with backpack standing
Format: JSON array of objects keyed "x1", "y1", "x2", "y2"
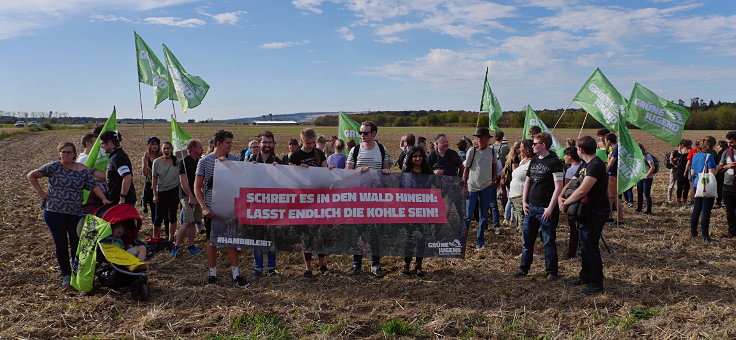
[
  {"x1": 462, "y1": 127, "x2": 498, "y2": 249},
  {"x1": 719, "y1": 131, "x2": 736, "y2": 238},
  {"x1": 346, "y1": 121, "x2": 391, "y2": 277}
]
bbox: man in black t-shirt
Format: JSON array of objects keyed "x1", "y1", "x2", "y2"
[
  {"x1": 559, "y1": 136, "x2": 610, "y2": 295},
  {"x1": 100, "y1": 131, "x2": 136, "y2": 206},
  {"x1": 516, "y1": 132, "x2": 564, "y2": 282},
  {"x1": 427, "y1": 133, "x2": 464, "y2": 177},
  {"x1": 173, "y1": 139, "x2": 204, "y2": 256}
]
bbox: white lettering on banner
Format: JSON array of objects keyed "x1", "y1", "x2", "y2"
[
  {"x1": 216, "y1": 237, "x2": 272, "y2": 247},
  {"x1": 332, "y1": 192, "x2": 357, "y2": 202},
  {"x1": 246, "y1": 193, "x2": 298, "y2": 204},
  {"x1": 168, "y1": 65, "x2": 200, "y2": 99},
  {"x1": 408, "y1": 208, "x2": 438, "y2": 218},
  {"x1": 366, "y1": 207, "x2": 406, "y2": 218},
  {"x1": 618, "y1": 146, "x2": 644, "y2": 178},
  {"x1": 588, "y1": 84, "x2": 619, "y2": 125},
  {"x1": 359, "y1": 192, "x2": 393, "y2": 202},
  {"x1": 288, "y1": 208, "x2": 341, "y2": 219},
  {"x1": 246, "y1": 209, "x2": 286, "y2": 219},
  {"x1": 395, "y1": 193, "x2": 438, "y2": 202},
  {"x1": 427, "y1": 239, "x2": 462, "y2": 256},
  {"x1": 344, "y1": 130, "x2": 359, "y2": 138},
  {"x1": 633, "y1": 98, "x2": 683, "y2": 136},
  {"x1": 139, "y1": 50, "x2": 169, "y2": 89}
]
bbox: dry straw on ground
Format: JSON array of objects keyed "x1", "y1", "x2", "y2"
[{"x1": 1, "y1": 125, "x2": 734, "y2": 339}]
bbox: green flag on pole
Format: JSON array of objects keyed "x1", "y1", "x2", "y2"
[
  {"x1": 479, "y1": 68, "x2": 503, "y2": 131},
  {"x1": 522, "y1": 105, "x2": 564, "y2": 158},
  {"x1": 71, "y1": 215, "x2": 112, "y2": 292},
  {"x1": 572, "y1": 68, "x2": 626, "y2": 132},
  {"x1": 162, "y1": 44, "x2": 210, "y2": 112},
  {"x1": 615, "y1": 117, "x2": 647, "y2": 194},
  {"x1": 338, "y1": 112, "x2": 361, "y2": 155},
  {"x1": 83, "y1": 107, "x2": 117, "y2": 203},
  {"x1": 625, "y1": 83, "x2": 690, "y2": 147},
  {"x1": 170, "y1": 115, "x2": 191, "y2": 153},
  {"x1": 134, "y1": 32, "x2": 174, "y2": 108}
]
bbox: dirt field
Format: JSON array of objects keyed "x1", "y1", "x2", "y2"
[{"x1": 1, "y1": 124, "x2": 735, "y2": 339}]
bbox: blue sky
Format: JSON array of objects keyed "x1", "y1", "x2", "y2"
[{"x1": 0, "y1": 0, "x2": 734, "y2": 120}]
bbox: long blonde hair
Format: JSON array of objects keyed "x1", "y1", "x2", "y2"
[{"x1": 505, "y1": 141, "x2": 520, "y2": 168}]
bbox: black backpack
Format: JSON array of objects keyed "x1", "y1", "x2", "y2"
[
  {"x1": 350, "y1": 142, "x2": 387, "y2": 169},
  {"x1": 649, "y1": 153, "x2": 660, "y2": 174},
  {"x1": 664, "y1": 150, "x2": 675, "y2": 169}
]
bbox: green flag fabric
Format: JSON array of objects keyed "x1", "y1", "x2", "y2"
[
  {"x1": 338, "y1": 112, "x2": 361, "y2": 155},
  {"x1": 479, "y1": 68, "x2": 503, "y2": 131},
  {"x1": 82, "y1": 107, "x2": 117, "y2": 203},
  {"x1": 625, "y1": 83, "x2": 690, "y2": 147},
  {"x1": 71, "y1": 215, "x2": 112, "y2": 292},
  {"x1": 616, "y1": 117, "x2": 647, "y2": 194},
  {"x1": 162, "y1": 44, "x2": 210, "y2": 112},
  {"x1": 522, "y1": 105, "x2": 564, "y2": 158},
  {"x1": 572, "y1": 68, "x2": 626, "y2": 132},
  {"x1": 170, "y1": 115, "x2": 191, "y2": 153},
  {"x1": 134, "y1": 32, "x2": 174, "y2": 108}
]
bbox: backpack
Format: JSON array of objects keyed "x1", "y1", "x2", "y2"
[
  {"x1": 350, "y1": 142, "x2": 387, "y2": 169},
  {"x1": 664, "y1": 150, "x2": 675, "y2": 169},
  {"x1": 649, "y1": 153, "x2": 660, "y2": 174}
]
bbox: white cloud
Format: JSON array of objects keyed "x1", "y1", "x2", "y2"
[
  {"x1": 259, "y1": 40, "x2": 310, "y2": 49},
  {"x1": 143, "y1": 16, "x2": 206, "y2": 27},
  {"x1": 375, "y1": 36, "x2": 405, "y2": 44},
  {"x1": 89, "y1": 14, "x2": 132, "y2": 22},
  {"x1": 336, "y1": 26, "x2": 355, "y2": 41},
  {"x1": 197, "y1": 9, "x2": 247, "y2": 25},
  {"x1": 291, "y1": 0, "x2": 325, "y2": 14}
]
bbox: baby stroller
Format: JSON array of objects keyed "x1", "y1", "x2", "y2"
[{"x1": 75, "y1": 204, "x2": 164, "y2": 301}]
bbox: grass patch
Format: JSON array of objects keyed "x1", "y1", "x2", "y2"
[
  {"x1": 231, "y1": 313, "x2": 293, "y2": 340},
  {"x1": 0, "y1": 129, "x2": 26, "y2": 141},
  {"x1": 302, "y1": 322, "x2": 344, "y2": 335},
  {"x1": 607, "y1": 307, "x2": 665, "y2": 332},
  {"x1": 379, "y1": 318, "x2": 421, "y2": 338}
]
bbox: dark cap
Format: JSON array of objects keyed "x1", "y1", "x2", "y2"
[
  {"x1": 100, "y1": 130, "x2": 122, "y2": 142},
  {"x1": 147, "y1": 136, "x2": 160, "y2": 145},
  {"x1": 472, "y1": 127, "x2": 492, "y2": 138}
]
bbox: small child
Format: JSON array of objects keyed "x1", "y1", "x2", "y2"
[{"x1": 104, "y1": 223, "x2": 147, "y2": 262}]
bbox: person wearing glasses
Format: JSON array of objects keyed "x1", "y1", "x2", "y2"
[
  {"x1": 515, "y1": 132, "x2": 564, "y2": 282},
  {"x1": 27, "y1": 142, "x2": 110, "y2": 286}
]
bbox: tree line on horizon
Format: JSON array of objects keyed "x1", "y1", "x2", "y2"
[{"x1": 315, "y1": 100, "x2": 736, "y2": 131}]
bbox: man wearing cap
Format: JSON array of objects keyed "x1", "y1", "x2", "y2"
[
  {"x1": 100, "y1": 131, "x2": 136, "y2": 206},
  {"x1": 462, "y1": 127, "x2": 498, "y2": 249}
]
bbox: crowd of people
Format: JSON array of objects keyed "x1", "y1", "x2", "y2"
[{"x1": 27, "y1": 121, "x2": 736, "y2": 296}]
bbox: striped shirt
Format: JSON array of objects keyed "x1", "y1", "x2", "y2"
[
  {"x1": 196, "y1": 153, "x2": 239, "y2": 207},
  {"x1": 346, "y1": 142, "x2": 389, "y2": 170}
]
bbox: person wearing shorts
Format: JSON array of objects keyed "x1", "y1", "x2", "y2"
[{"x1": 172, "y1": 139, "x2": 204, "y2": 256}]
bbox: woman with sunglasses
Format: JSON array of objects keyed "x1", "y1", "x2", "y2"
[{"x1": 27, "y1": 142, "x2": 110, "y2": 286}]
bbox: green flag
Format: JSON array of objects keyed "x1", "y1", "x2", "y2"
[
  {"x1": 71, "y1": 215, "x2": 112, "y2": 292},
  {"x1": 338, "y1": 112, "x2": 361, "y2": 155},
  {"x1": 83, "y1": 107, "x2": 117, "y2": 203},
  {"x1": 625, "y1": 83, "x2": 689, "y2": 147},
  {"x1": 170, "y1": 115, "x2": 191, "y2": 153},
  {"x1": 479, "y1": 68, "x2": 503, "y2": 131},
  {"x1": 572, "y1": 68, "x2": 626, "y2": 132},
  {"x1": 522, "y1": 105, "x2": 564, "y2": 158},
  {"x1": 616, "y1": 117, "x2": 647, "y2": 194},
  {"x1": 134, "y1": 32, "x2": 174, "y2": 108},
  {"x1": 162, "y1": 44, "x2": 210, "y2": 112}
]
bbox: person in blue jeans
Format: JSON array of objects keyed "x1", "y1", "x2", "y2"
[
  {"x1": 636, "y1": 144, "x2": 656, "y2": 214},
  {"x1": 462, "y1": 127, "x2": 498, "y2": 249},
  {"x1": 690, "y1": 137, "x2": 718, "y2": 241},
  {"x1": 559, "y1": 136, "x2": 610, "y2": 295},
  {"x1": 515, "y1": 132, "x2": 564, "y2": 282}
]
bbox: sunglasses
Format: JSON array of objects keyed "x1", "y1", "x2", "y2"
[
  {"x1": 359, "y1": 131, "x2": 372, "y2": 136},
  {"x1": 533, "y1": 142, "x2": 544, "y2": 145}
]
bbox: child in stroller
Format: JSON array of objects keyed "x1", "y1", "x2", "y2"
[{"x1": 101, "y1": 221, "x2": 149, "y2": 271}]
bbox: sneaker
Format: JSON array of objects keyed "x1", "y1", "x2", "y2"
[
  {"x1": 318, "y1": 265, "x2": 329, "y2": 275},
  {"x1": 303, "y1": 270, "x2": 313, "y2": 278},
  {"x1": 187, "y1": 246, "x2": 201, "y2": 255},
  {"x1": 401, "y1": 265, "x2": 412, "y2": 275},
  {"x1": 346, "y1": 266, "x2": 361, "y2": 276},
  {"x1": 251, "y1": 271, "x2": 262, "y2": 280},
  {"x1": 581, "y1": 284, "x2": 604, "y2": 295},
  {"x1": 702, "y1": 237, "x2": 719, "y2": 243},
  {"x1": 171, "y1": 246, "x2": 180, "y2": 256},
  {"x1": 267, "y1": 269, "x2": 279, "y2": 277},
  {"x1": 627, "y1": 202, "x2": 634, "y2": 208},
  {"x1": 415, "y1": 268, "x2": 425, "y2": 278},
  {"x1": 493, "y1": 227, "x2": 502, "y2": 235},
  {"x1": 232, "y1": 275, "x2": 250, "y2": 288},
  {"x1": 513, "y1": 270, "x2": 528, "y2": 278},
  {"x1": 206, "y1": 276, "x2": 217, "y2": 285},
  {"x1": 476, "y1": 242, "x2": 486, "y2": 249},
  {"x1": 567, "y1": 277, "x2": 588, "y2": 286},
  {"x1": 547, "y1": 274, "x2": 560, "y2": 282},
  {"x1": 62, "y1": 275, "x2": 71, "y2": 286},
  {"x1": 370, "y1": 265, "x2": 387, "y2": 278}
]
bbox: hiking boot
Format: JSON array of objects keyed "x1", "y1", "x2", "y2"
[
  {"x1": 401, "y1": 265, "x2": 412, "y2": 276},
  {"x1": 187, "y1": 246, "x2": 201, "y2": 255},
  {"x1": 251, "y1": 271, "x2": 262, "y2": 280},
  {"x1": 267, "y1": 269, "x2": 279, "y2": 277},
  {"x1": 232, "y1": 275, "x2": 250, "y2": 288},
  {"x1": 370, "y1": 265, "x2": 387, "y2": 278},
  {"x1": 206, "y1": 276, "x2": 217, "y2": 285},
  {"x1": 171, "y1": 246, "x2": 180, "y2": 256},
  {"x1": 346, "y1": 266, "x2": 361, "y2": 276},
  {"x1": 513, "y1": 270, "x2": 528, "y2": 278},
  {"x1": 415, "y1": 267, "x2": 425, "y2": 278},
  {"x1": 62, "y1": 275, "x2": 71, "y2": 286},
  {"x1": 318, "y1": 265, "x2": 329, "y2": 275},
  {"x1": 581, "y1": 284, "x2": 604, "y2": 295},
  {"x1": 567, "y1": 277, "x2": 588, "y2": 286},
  {"x1": 303, "y1": 270, "x2": 313, "y2": 278}
]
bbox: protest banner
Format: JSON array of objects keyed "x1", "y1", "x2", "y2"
[{"x1": 211, "y1": 162, "x2": 467, "y2": 258}]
